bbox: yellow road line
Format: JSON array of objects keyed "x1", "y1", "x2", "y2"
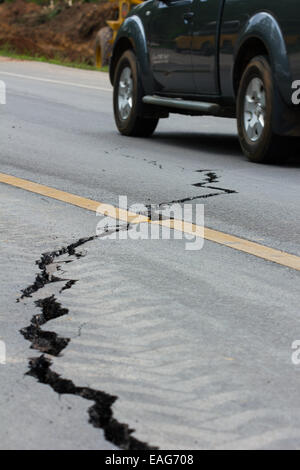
[{"x1": 0, "y1": 172, "x2": 299, "y2": 272}]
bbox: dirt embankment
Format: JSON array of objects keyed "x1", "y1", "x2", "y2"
[{"x1": 0, "y1": 0, "x2": 117, "y2": 64}]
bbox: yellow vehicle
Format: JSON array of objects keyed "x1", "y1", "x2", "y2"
[{"x1": 95, "y1": 0, "x2": 142, "y2": 68}]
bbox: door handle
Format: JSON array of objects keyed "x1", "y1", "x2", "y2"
[{"x1": 183, "y1": 12, "x2": 195, "y2": 22}]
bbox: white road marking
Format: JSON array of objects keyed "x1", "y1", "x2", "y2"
[{"x1": 0, "y1": 71, "x2": 112, "y2": 92}]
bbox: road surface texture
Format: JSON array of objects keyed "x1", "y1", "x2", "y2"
[{"x1": 0, "y1": 59, "x2": 300, "y2": 450}]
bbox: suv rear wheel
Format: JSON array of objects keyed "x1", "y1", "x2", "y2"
[
  {"x1": 113, "y1": 50, "x2": 159, "y2": 137},
  {"x1": 237, "y1": 55, "x2": 284, "y2": 163}
]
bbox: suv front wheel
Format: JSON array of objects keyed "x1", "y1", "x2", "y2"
[
  {"x1": 113, "y1": 50, "x2": 159, "y2": 137},
  {"x1": 237, "y1": 55, "x2": 284, "y2": 163}
]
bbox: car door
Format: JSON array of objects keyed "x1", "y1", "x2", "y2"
[
  {"x1": 148, "y1": 0, "x2": 197, "y2": 94},
  {"x1": 191, "y1": 0, "x2": 221, "y2": 95}
]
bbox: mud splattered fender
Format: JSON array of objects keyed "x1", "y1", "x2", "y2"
[{"x1": 109, "y1": 15, "x2": 154, "y2": 95}]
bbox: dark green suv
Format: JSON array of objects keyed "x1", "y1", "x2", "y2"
[{"x1": 109, "y1": 0, "x2": 300, "y2": 162}]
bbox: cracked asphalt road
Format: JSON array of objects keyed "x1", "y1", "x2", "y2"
[{"x1": 0, "y1": 59, "x2": 300, "y2": 450}]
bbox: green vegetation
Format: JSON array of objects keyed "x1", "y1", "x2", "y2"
[
  {"x1": 0, "y1": 45, "x2": 108, "y2": 72},
  {"x1": 1, "y1": 1, "x2": 104, "y2": 3}
]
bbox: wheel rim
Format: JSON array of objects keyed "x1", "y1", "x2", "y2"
[
  {"x1": 244, "y1": 77, "x2": 266, "y2": 142},
  {"x1": 118, "y1": 66, "x2": 133, "y2": 121}
]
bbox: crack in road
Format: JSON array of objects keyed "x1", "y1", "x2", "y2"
[
  {"x1": 143, "y1": 170, "x2": 237, "y2": 218},
  {"x1": 19, "y1": 228, "x2": 158, "y2": 450},
  {"x1": 191, "y1": 170, "x2": 237, "y2": 195},
  {"x1": 18, "y1": 236, "x2": 96, "y2": 301},
  {"x1": 27, "y1": 355, "x2": 154, "y2": 450},
  {"x1": 21, "y1": 296, "x2": 70, "y2": 356},
  {"x1": 18, "y1": 173, "x2": 235, "y2": 449}
]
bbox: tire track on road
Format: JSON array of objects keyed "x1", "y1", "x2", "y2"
[{"x1": 52, "y1": 241, "x2": 300, "y2": 450}]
